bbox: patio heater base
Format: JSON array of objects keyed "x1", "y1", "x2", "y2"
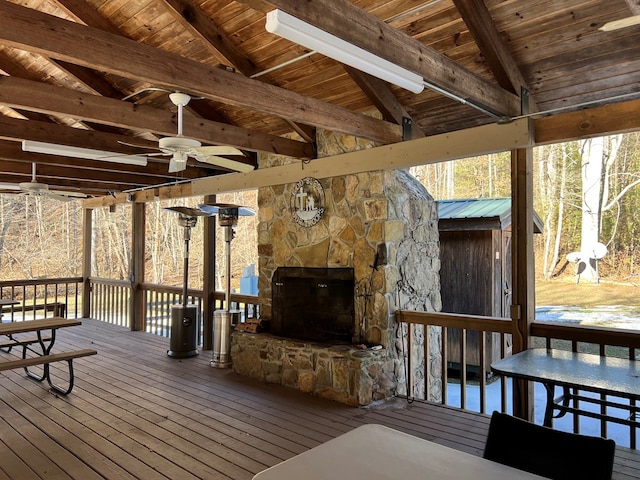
[
  {"x1": 167, "y1": 304, "x2": 199, "y2": 358},
  {"x1": 211, "y1": 309, "x2": 240, "y2": 368}
]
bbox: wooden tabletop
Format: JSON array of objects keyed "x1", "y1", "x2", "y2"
[
  {"x1": 0, "y1": 317, "x2": 81, "y2": 336},
  {"x1": 252, "y1": 424, "x2": 545, "y2": 480}
]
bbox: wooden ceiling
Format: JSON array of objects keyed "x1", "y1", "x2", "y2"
[{"x1": 0, "y1": 0, "x2": 639, "y2": 198}]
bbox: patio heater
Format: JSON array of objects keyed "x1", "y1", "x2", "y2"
[
  {"x1": 164, "y1": 206, "x2": 213, "y2": 358},
  {"x1": 199, "y1": 203, "x2": 255, "y2": 368}
]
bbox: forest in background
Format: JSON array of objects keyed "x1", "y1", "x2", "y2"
[{"x1": 1, "y1": 132, "x2": 639, "y2": 297}]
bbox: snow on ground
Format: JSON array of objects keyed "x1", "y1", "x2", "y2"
[{"x1": 536, "y1": 305, "x2": 640, "y2": 330}]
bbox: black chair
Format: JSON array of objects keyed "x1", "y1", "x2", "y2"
[{"x1": 483, "y1": 411, "x2": 616, "y2": 480}]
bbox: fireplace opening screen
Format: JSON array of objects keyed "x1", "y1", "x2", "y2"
[{"x1": 272, "y1": 267, "x2": 355, "y2": 342}]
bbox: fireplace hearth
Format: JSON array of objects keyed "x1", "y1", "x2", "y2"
[{"x1": 271, "y1": 267, "x2": 354, "y2": 342}]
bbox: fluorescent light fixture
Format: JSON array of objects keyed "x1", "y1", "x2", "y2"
[
  {"x1": 265, "y1": 9, "x2": 424, "y2": 94},
  {"x1": 599, "y1": 15, "x2": 640, "y2": 31},
  {"x1": 22, "y1": 140, "x2": 148, "y2": 166}
]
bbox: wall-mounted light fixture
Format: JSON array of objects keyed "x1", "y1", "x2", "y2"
[
  {"x1": 265, "y1": 9, "x2": 425, "y2": 94},
  {"x1": 22, "y1": 140, "x2": 148, "y2": 166}
]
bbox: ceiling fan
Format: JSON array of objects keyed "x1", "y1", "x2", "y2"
[
  {"x1": 0, "y1": 163, "x2": 87, "y2": 201},
  {"x1": 121, "y1": 92, "x2": 254, "y2": 174}
]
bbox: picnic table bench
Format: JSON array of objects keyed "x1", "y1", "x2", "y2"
[
  {"x1": 0, "y1": 301, "x2": 67, "y2": 318},
  {"x1": 0, "y1": 317, "x2": 96, "y2": 395}
]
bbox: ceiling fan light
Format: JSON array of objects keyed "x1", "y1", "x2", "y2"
[
  {"x1": 22, "y1": 140, "x2": 148, "y2": 166},
  {"x1": 168, "y1": 152, "x2": 188, "y2": 173},
  {"x1": 265, "y1": 9, "x2": 425, "y2": 94}
]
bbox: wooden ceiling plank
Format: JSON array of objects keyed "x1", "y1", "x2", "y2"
[
  {"x1": 266, "y1": 0, "x2": 520, "y2": 117},
  {"x1": 0, "y1": 1, "x2": 401, "y2": 144},
  {"x1": 53, "y1": 0, "x2": 124, "y2": 35},
  {"x1": 161, "y1": 0, "x2": 258, "y2": 75},
  {"x1": 0, "y1": 76, "x2": 312, "y2": 159},
  {"x1": 233, "y1": 0, "x2": 273, "y2": 15}
]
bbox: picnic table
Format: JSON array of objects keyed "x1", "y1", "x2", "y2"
[{"x1": 0, "y1": 317, "x2": 96, "y2": 395}]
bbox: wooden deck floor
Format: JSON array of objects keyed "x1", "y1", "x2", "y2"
[{"x1": 1, "y1": 318, "x2": 640, "y2": 479}]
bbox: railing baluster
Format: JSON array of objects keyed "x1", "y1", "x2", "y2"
[
  {"x1": 442, "y1": 326, "x2": 448, "y2": 406},
  {"x1": 479, "y1": 330, "x2": 486, "y2": 414}
]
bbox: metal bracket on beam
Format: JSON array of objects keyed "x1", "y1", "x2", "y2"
[
  {"x1": 520, "y1": 88, "x2": 530, "y2": 116},
  {"x1": 402, "y1": 117, "x2": 412, "y2": 141}
]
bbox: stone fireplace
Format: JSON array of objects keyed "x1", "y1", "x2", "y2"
[{"x1": 231, "y1": 130, "x2": 443, "y2": 406}]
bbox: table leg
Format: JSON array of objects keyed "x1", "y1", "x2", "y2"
[
  {"x1": 23, "y1": 328, "x2": 57, "y2": 381},
  {"x1": 543, "y1": 383, "x2": 555, "y2": 427}
]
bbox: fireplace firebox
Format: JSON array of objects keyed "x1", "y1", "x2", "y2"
[{"x1": 271, "y1": 267, "x2": 355, "y2": 342}]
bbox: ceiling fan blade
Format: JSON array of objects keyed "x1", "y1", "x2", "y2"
[
  {"x1": 599, "y1": 14, "x2": 640, "y2": 31},
  {"x1": 47, "y1": 193, "x2": 77, "y2": 202},
  {"x1": 117, "y1": 140, "x2": 162, "y2": 150},
  {"x1": 194, "y1": 146, "x2": 244, "y2": 156},
  {"x1": 22, "y1": 141, "x2": 147, "y2": 166},
  {"x1": 194, "y1": 154, "x2": 254, "y2": 173},
  {"x1": 49, "y1": 189, "x2": 87, "y2": 198}
]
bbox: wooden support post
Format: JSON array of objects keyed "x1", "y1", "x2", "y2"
[
  {"x1": 81, "y1": 207, "x2": 93, "y2": 319},
  {"x1": 510, "y1": 121, "x2": 536, "y2": 421},
  {"x1": 202, "y1": 194, "x2": 216, "y2": 350},
  {"x1": 130, "y1": 202, "x2": 145, "y2": 331}
]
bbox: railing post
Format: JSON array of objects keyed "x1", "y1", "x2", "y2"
[
  {"x1": 130, "y1": 202, "x2": 145, "y2": 331},
  {"x1": 510, "y1": 137, "x2": 536, "y2": 422},
  {"x1": 202, "y1": 195, "x2": 217, "y2": 351},
  {"x1": 82, "y1": 207, "x2": 93, "y2": 319}
]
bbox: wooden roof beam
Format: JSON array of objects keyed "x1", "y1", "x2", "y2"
[
  {"x1": 0, "y1": 76, "x2": 311, "y2": 160},
  {"x1": 452, "y1": 0, "x2": 533, "y2": 105},
  {"x1": 266, "y1": 0, "x2": 520, "y2": 117},
  {"x1": 0, "y1": 1, "x2": 401, "y2": 144},
  {"x1": 344, "y1": 66, "x2": 425, "y2": 138},
  {"x1": 0, "y1": 154, "x2": 185, "y2": 186}
]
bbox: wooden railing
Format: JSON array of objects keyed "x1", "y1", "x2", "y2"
[
  {"x1": 396, "y1": 310, "x2": 640, "y2": 448},
  {"x1": 89, "y1": 278, "x2": 131, "y2": 327},
  {"x1": 0, "y1": 277, "x2": 82, "y2": 320},
  {"x1": 396, "y1": 311, "x2": 513, "y2": 412},
  {"x1": 87, "y1": 278, "x2": 260, "y2": 342}
]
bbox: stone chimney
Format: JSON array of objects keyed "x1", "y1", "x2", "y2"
[{"x1": 232, "y1": 129, "x2": 443, "y2": 405}]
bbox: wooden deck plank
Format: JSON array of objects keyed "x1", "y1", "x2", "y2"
[{"x1": 0, "y1": 318, "x2": 639, "y2": 480}]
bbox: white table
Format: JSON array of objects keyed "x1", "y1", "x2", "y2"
[{"x1": 252, "y1": 424, "x2": 545, "y2": 479}]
